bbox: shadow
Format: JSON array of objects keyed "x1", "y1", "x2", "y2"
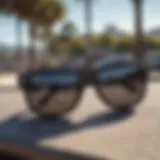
[
  {"x1": 0, "y1": 138, "x2": 105, "y2": 160},
  {"x1": 0, "y1": 109, "x2": 134, "y2": 160},
  {"x1": 0, "y1": 109, "x2": 134, "y2": 143}
]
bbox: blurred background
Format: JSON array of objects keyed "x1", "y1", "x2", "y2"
[{"x1": 0, "y1": 0, "x2": 160, "y2": 73}]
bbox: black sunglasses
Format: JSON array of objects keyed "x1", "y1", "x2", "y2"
[
  {"x1": 19, "y1": 61, "x2": 148, "y2": 117},
  {"x1": 18, "y1": 0, "x2": 149, "y2": 117}
]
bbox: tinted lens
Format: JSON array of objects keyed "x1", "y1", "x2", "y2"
[
  {"x1": 20, "y1": 69, "x2": 80, "y2": 87},
  {"x1": 24, "y1": 87, "x2": 82, "y2": 116},
  {"x1": 96, "y1": 63, "x2": 147, "y2": 109},
  {"x1": 21, "y1": 69, "x2": 83, "y2": 116}
]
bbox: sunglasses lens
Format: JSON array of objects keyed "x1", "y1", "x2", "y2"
[
  {"x1": 20, "y1": 70, "x2": 83, "y2": 117},
  {"x1": 96, "y1": 65, "x2": 147, "y2": 110},
  {"x1": 24, "y1": 87, "x2": 82, "y2": 117}
]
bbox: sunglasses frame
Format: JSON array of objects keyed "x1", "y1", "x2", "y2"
[{"x1": 19, "y1": 63, "x2": 148, "y2": 117}]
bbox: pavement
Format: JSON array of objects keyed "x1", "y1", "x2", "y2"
[
  {"x1": 0, "y1": 81, "x2": 160, "y2": 160},
  {"x1": 0, "y1": 73, "x2": 18, "y2": 87}
]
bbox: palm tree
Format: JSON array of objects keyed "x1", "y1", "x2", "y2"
[
  {"x1": 132, "y1": 0, "x2": 144, "y2": 65},
  {"x1": 0, "y1": 0, "x2": 34, "y2": 71},
  {"x1": 76, "y1": 0, "x2": 94, "y2": 67},
  {"x1": 35, "y1": 0, "x2": 65, "y2": 62},
  {"x1": 0, "y1": 0, "x2": 16, "y2": 46},
  {"x1": 13, "y1": 0, "x2": 39, "y2": 66},
  {"x1": 61, "y1": 21, "x2": 78, "y2": 39},
  {"x1": 9, "y1": 0, "x2": 64, "y2": 68},
  {"x1": 0, "y1": 1, "x2": 7, "y2": 12},
  {"x1": 0, "y1": 0, "x2": 23, "y2": 70},
  {"x1": 23, "y1": 0, "x2": 65, "y2": 67},
  {"x1": 15, "y1": 15, "x2": 23, "y2": 68},
  {"x1": 78, "y1": 0, "x2": 93, "y2": 53},
  {"x1": 0, "y1": 0, "x2": 15, "y2": 13}
]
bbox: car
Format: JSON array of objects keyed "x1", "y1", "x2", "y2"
[
  {"x1": 150, "y1": 58, "x2": 160, "y2": 70},
  {"x1": 94, "y1": 53, "x2": 134, "y2": 69}
]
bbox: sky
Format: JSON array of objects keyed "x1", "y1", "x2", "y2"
[{"x1": 0, "y1": 0, "x2": 160, "y2": 46}]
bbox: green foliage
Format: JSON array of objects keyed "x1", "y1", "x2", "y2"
[
  {"x1": 0, "y1": 0, "x2": 65, "y2": 39},
  {"x1": 116, "y1": 36, "x2": 135, "y2": 51},
  {"x1": 0, "y1": 0, "x2": 65, "y2": 63},
  {"x1": 1, "y1": 0, "x2": 160, "y2": 58},
  {"x1": 101, "y1": 33, "x2": 118, "y2": 48},
  {"x1": 48, "y1": 36, "x2": 85, "y2": 56},
  {"x1": 70, "y1": 41, "x2": 85, "y2": 56},
  {"x1": 39, "y1": 60, "x2": 60, "y2": 69},
  {"x1": 92, "y1": 33, "x2": 118, "y2": 48},
  {"x1": 48, "y1": 33, "x2": 160, "y2": 57},
  {"x1": 145, "y1": 36, "x2": 160, "y2": 49},
  {"x1": 60, "y1": 22, "x2": 78, "y2": 39},
  {"x1": 0, "y1": 0, "x2": 64, "y2": 24}
]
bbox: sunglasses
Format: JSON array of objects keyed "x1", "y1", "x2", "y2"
[
  {"x1": 18, "y1": 0, "x2": 149, "y2": 118},
  {"x1": 19, "y1": 60, "x2": 148, "y2": 117}
]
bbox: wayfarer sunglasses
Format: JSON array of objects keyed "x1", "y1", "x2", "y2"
[
  {"x1": 18, "y1": 1, "x2": 149, "y2": 117},
  {"x1": 19, "y1": 62, "x2": 148, "y2": 117}
]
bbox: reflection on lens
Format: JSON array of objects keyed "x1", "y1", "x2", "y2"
[
  {"x1": 24, "y1": 87, "x2": 82, "y2": 117},
  {"x1": 31, "y1": 72, "x2": 79, "y2": 86},
  {"x1": 96, "y1": 71, "x2": 147, "y2": 110}
]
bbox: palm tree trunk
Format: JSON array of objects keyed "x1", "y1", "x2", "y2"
[
  {"x1": 28, "y1": 22, "x2": 37, "y2": 69},
  {"x1": 15, "y1": 15, "x2": 23, "y2": 72},
  {"x1": 83, "y1": 0, "x2": 93, "y2": 67},
  {"x1": 44, "y1": 25, "x2": 52, "y2": 59},
  {"x1": 85, "y1": 0, "x2": 92, "y2": 55},
  {"x1": 133, "y1": 0, "x2": 145, "y2": 66}
]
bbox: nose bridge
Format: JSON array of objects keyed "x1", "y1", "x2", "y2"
[{"x1": 80, "y1": 69, "x2": 96, "y2": 85}]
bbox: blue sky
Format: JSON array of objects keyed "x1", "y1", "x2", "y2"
[{"x1": 0, "y1": 0, "x2": 159, "y2": 46}]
